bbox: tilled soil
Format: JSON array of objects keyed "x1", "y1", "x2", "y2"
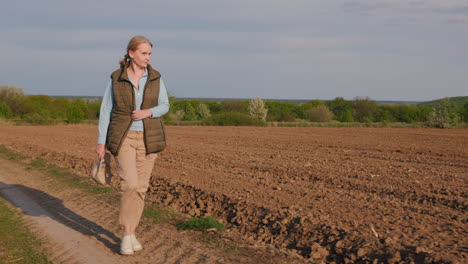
[
  {"x1": 0, "y1": 148, "x2": 302, "y2": 264},
  {"x1": 0, "y1": 125, "x2": 466, "y2": 263}
]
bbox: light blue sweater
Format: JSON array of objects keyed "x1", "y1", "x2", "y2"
[{"x1": 97, "y1": 68, "x2": 170, "y2": 144}]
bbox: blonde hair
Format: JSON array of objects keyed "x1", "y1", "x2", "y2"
[{"x1": 119, "y1": 36, "x2": 153, "y2": 67}]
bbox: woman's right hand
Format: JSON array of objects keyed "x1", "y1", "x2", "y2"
[{"x1": 96, "y1": 144, "x2": 106, "y2": 160}]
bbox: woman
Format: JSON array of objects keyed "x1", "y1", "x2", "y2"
[{"x1": 96, "y1": 36, "x2": 169, "y2": 255}]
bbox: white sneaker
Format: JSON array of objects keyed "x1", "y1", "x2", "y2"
[
  {"x1": 120, "y1": 234, "x2": 134, "y2": 255},
  {"x1": 130, "y1": 234, "x2": 143, "y2": 251}
]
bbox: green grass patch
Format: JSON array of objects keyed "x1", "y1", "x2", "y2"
[
  {"x1": 0, "y1": 198, "x2": 52, "y2": 264},
  {"x1": 0, "y1": 145, "x2": 9, "y2": 154},
  {"x1": 30, "y1": 158, "x2": 47, "y2": 168},
  {"x1": 0, "y1": 145, "x2": 24, "y2": 161},
  {"x1": 31, "y1": 160, "x2": 113, "y2": 195},
  {"x1": 0, "y1": 145, "x2": 113, "y2": 195},
  {"x1": 58, "y1": 174, "x2": 113, "y2": 195},
  {"x1": 195, "y1": 235, "x2": 217, "y2": 244},
  {"x1": 143, "y1": 206, "x2": 179, "y2": 225},
  {"x1": 179, "y1": 216, "x2": 226, "y2": 231}
]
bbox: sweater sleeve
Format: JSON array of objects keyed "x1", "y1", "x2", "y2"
[
  {"x1": 97, "y1": 79, "x2": 114, "y2": 144},
  {"x1": 150, "y1": 78, "x2": 170, "y2": 118}
]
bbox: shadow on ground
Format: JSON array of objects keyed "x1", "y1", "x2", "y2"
[{"x1": 0, "y1": 182, "x2": 120, "y2": 253}]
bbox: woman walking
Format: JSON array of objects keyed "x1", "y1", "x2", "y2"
[{"x1": 96, "y1": 36, "x2": 169, "y2": 255}]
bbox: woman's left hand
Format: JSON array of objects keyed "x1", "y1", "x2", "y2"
[{"x1": 131, "y1": 109, "x2": 153, "y2": 120}]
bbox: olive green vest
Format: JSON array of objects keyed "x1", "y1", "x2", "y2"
[{"x1": 106, "y1": 63, "x2": 166, "y2": 156}]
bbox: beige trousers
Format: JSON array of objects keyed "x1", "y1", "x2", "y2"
[{"x1": 115, "y1": 131, "x2": 157, "y2": 229}]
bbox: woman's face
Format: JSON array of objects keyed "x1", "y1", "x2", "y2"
[{"x1": 129, "y1": 43, "x2": 152, "y2": 68}]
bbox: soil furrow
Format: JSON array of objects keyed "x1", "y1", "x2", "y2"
[
  {"x1": 0, "y1": 154, "x2": 302, "y2": 264},
  {"x1": 0, "y1": 125, "x2": 466, "y2": 263}
]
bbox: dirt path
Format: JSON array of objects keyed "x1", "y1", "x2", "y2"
[
  {"x1": 0, "y1": 158, "x2": 124, "y2": 263},
  {"x1": 0, "y1": 160, "x2": 124, "y2": 263},
  {"x1": 0, "y1": 158, "x2": 301, "y2": 264}
]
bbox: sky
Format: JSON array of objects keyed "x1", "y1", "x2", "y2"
[{"x1": 0, "y1": 0, "x2": 467, "y2": 101}]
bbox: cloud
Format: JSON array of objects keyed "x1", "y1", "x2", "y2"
[
  {"x1": 0, "y1": 0, "x2": 467, "y2": 100},
  {"x1": 340, "y1": 0, "x2": 468, "y2": 25}
]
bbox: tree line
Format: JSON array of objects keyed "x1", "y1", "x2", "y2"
[
  {"x1": 167, "y1": 96, "x2": 467, "y2": 127},
  {"x1": 1, "y1": 85, "x2": 466, "y2": 128},
  {"x1": 0, "y1": 86, "x2": 100, "y2": 124}
]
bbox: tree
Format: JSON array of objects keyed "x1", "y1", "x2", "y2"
[
  {"x1": 196, "y1": 103, "x2": 211, "y2": 119},
  {"x1": 395, "y1": 104, "x2": 418, "y2": 123},
  {"x1": 0, "y1": 103, "x2": 13, "y2": 119},
  {"x1": 340, "y1": 110, "x2": 354, "y2": 122},
  {"x1": 172, "y1": 100, "x2": 198, "y2": 121},
  {"x1": 66, "y1": 101, "x2": 86, "y2": 123},
  {"x1": 329, "y1": 97, "x2": 354, "y2": 122},
  {"x1": 305, "y1": 105, "x2": 334, "y2": 122},
  {"x1": 248, "y1": 97, "x2": 268, "y2": 121},
  {"x1": 416, "y1": 105, "x2": 432, "y2": 122},
  {"x1": 221, "y1": 100, "x2": 248, "y2": 112},
  {"x1": 173, "y1": 110, "x2": 185, "y2": 121},
  {"x1": 0, "y1": 85, "x2": 24, "y2": 105},
  {"x1": 428, "y1": 98, "x2": 460, "y2": 128},
  {"x1": 374, "y1": 105, "x2": 395, "y2": 123},
  {"x1": 50, "y1": 97, "x2": 71, "y2": 120},
  {"x1": 0, "y1": 85, "x2": 28, "y2": 117},
  {"x1": 207, "y1": 112, "x2": 265, "y2": 126},
  {"x1": 462, "y1": 103, "x2": 468, "y2": 122},
  {"x1": 86, "y1": 102, "x2": 101, "y2": 119},
  {"x1": 297, "y1": 100, "x2": 325, "y2": 120},
  {"x1": 24, "y1": 109, "x2": 52, "y2": 124},
  {"x1": 264, "y1": 101, "x2": 297, "y2": 121},
  {"x1": 182, "y1": 103, "x2": 197, "y2": 121},
  {"x1": 19, "y1": 95, "x2": 54, "y2": 123},
  {"x1": 205, "y1": 101, "x2": 222, "y2": 115},
  {"x1": 353, "y1": 97, "x2": 377, "y2": 122}
]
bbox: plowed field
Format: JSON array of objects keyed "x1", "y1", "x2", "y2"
[{"x1": 0, "y1": 125, "x2": 466, "y2": 263}]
